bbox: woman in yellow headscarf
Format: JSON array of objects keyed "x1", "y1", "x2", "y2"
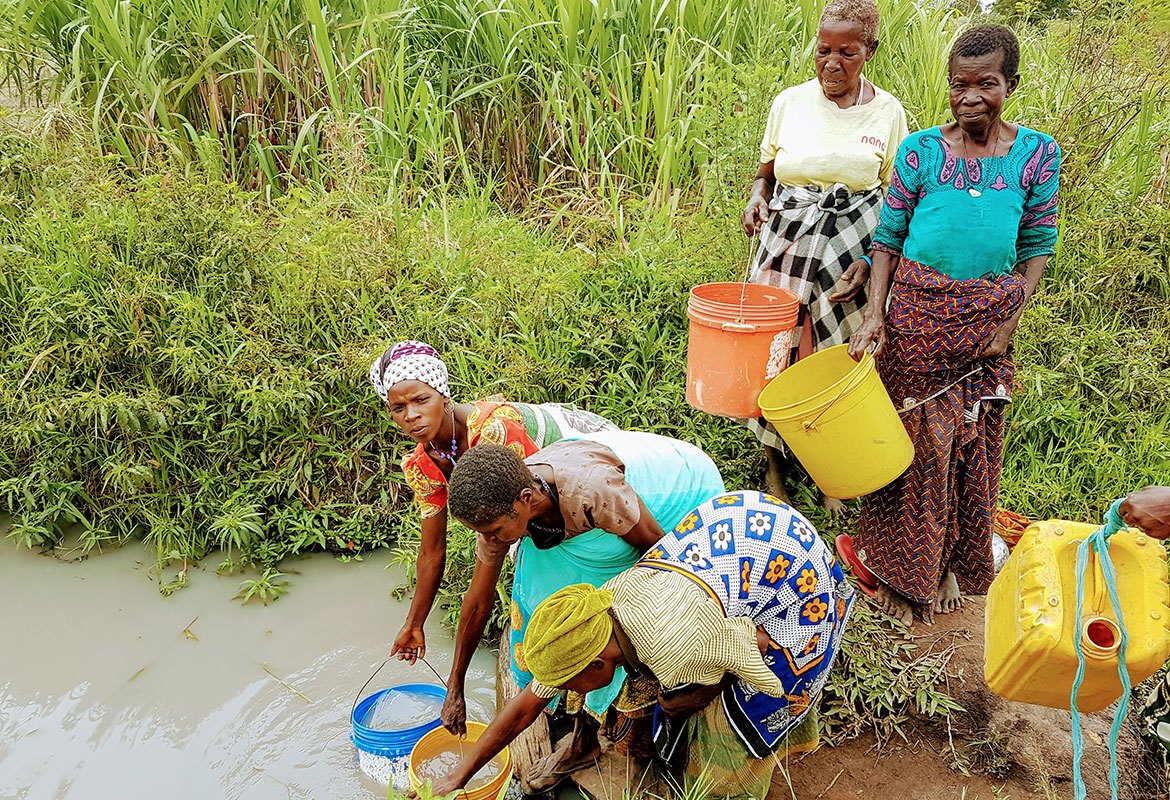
[{"x1": 420, "y1": 491, "x2": 855, "y2": 800}]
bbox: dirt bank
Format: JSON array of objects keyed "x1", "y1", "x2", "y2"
[{"x1": 777, "y1": 598, "x2": 1164, "y2": 800}]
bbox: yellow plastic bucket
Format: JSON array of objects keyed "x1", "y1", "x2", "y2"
[
  {"x1": 408, "y1": 721, "x2": 511, "y2": 800},
  {"x1": 758, "y1": 345, "x2": 913, "y2": 499}
]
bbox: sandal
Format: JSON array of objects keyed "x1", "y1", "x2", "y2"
[{"x1": 834, "y1": 534, "x2": 878, "y2": 597}]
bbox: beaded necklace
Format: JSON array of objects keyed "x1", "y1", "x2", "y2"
[{"x1": 426, "y1": 409, "x2": 459, "y2": 467}]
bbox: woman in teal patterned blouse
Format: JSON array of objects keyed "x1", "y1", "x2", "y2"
[{"x1": 845, "y1": 24, "x2": 1061, "y2": 626}]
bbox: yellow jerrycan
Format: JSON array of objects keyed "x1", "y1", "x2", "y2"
[{"x1": 985, "y1": 518, "x2": 1170, "y2": 712}]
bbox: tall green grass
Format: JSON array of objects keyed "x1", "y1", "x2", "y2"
[
  {"x1": 0, "y1": 0, "x2": 1024, "y2": 200},
  {"x1": 5, "y1": 0, "x2": 1165, "y2": 206}
]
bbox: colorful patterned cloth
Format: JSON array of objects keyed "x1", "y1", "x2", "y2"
[
  {"x1": 510, "y1": 402, "x2": 615, "y2": 448},
  {"x1": 743, "y1": 183, "x2": 883, "y2": 449},
  {"x1": 855, "y1": 258, "x2": 1025, "y2": 605},
  {"x1": 643, "y1": 491, "x2": 854, "y2": 758},
  {"x1": 369, "y1": 340, "x2": 450, "y2": 402},
  {"x1": 511, "y1": 432, "x2": 726, "y2": 715},
  {"x1": 400, "y1": 400, "x2": 615, "y2": 519},
  {"x1": 873, "y1": 126, "x2": 1061, "y2": 280}
]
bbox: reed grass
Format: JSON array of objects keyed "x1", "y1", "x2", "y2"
[{"x1": 7, "y1": 0, "x2": 1163, "y2": 206}]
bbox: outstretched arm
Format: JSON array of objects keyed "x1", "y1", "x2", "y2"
[
  {"x1": 441, "y1": 556, "x2": 504, "y2": 735},
  {"x1": 421, "y1": 688, "x2": 551, "y2": 797},
  {"x1": 391, "y1": 511, "x2": 448, "y2": 664}
]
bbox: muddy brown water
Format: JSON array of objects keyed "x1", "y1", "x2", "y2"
[{"x1": 0, "y1": 541, "x2": 497, "y2": 800}]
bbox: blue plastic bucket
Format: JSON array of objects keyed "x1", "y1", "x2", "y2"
[{"x1": 351, "y1": 683, "x2": 447, "y2": 758}]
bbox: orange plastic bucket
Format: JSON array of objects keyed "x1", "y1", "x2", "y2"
[
  {"x1": 686, "y1": 282, "x2": 799, "y2": 418},
  {"x1": 409, "y1": 721, "x2": 511, "y2": 800}
]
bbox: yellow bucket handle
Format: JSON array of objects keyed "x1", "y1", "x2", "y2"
[
  {"x1": 894, "y1": 366, "x2": 984, "y2": 416},
  {"x1": 802, "y1": 351, "x2": 874, "y2": 432},
  {"x1": 804, "y1": 359, "x2": 990, "y2": 431}
]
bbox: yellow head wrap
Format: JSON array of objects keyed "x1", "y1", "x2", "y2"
[{"x1": 523, "y1": 584, "x2": 615, "y2": 687}]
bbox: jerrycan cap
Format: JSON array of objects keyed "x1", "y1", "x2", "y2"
[{"x1": 1081, "y1": 617, "x2": 1121, "y2": 659}]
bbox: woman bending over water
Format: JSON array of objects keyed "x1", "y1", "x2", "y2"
[{"x1": 369, "y1": 340, "x2": 615, "y2": 664}]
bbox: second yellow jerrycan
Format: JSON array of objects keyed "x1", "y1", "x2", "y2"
[{"x1": 985, "y1": 519, "x2": 1170, "y2": 712}]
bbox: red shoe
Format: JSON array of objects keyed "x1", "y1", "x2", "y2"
[{"x1": 835, "y1": 534, "x2": 878, "y2": 597}]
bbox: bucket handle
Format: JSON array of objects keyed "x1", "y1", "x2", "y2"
[
  {"x1": 352, "y1": 656, "x2": 451, "y2": 721},
  {"x1": 352, "y1": 658, "x2": 390, "y2": 721},
  {"x1": 721, "y1": 321, "x2": 757, "y2": 333},
  {"x1": 801, "y1": 349, "x2": 873, "y2": 432},
  {"x1": 735, "y1": 232, "x2": 761, "y2": 324}
]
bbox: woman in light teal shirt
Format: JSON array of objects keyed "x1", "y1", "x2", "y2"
[
  {"x1": 843, "y1": 24, "x2": 1060, "y2": 628},
  {"x1": 874, "y1": 123, "x2": 1058, "y2": 280}
]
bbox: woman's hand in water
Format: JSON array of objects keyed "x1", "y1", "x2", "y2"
[
  {"x1": 1120, "y1": 486, "x2": 1170, "y2": 540},
  {"x1": 428, "y1": 775, "x2": 465, "y2": 798},
  {"x1": 409, "y1": 776, "x2": 464, "y2": 799},
  {"x1": 440, "y1": 688, "x2": 467, "y2": 736},
  {"x1": 390, "y1": 623, "x2": 426, "y2": 665}
]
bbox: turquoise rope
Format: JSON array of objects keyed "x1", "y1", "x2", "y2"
[{"x1": 1070, "y1": 498, "x2": 1130, "y2": 800}]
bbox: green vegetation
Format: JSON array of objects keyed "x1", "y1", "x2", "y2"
[
  {"x1": 1, "y1": 0, "x2": 1168, "y2": 747},
  {"x1": 6, "y1": 0, "x2": 1164, "y2": 203},
  {"x1": 0, "y1": 0, "x2": 963, "y2": 201}
]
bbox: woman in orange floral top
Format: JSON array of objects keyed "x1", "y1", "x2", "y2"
[{"x1": 369, "y1": 340, "x2": 616, "y2": 664}]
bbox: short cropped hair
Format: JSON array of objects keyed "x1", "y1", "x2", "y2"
[
  {"x1": 949, "y1": 24, "x2": 1020, "y2": 79},
  {"x1": 819, "y1": 0, "x2": 881, "y2": 49},
  {"x1": 448, "y1": 445, "x2": 534, "y2": 526}
]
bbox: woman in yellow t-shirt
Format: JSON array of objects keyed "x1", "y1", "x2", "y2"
[{"x1": 739, "y1": 0, "x2": 908, "y2": 507}]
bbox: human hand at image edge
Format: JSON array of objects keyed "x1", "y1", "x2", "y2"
[
  {"x1": 1120, "y1": 486, "x2": 1170, "y2": 540},
  {"x1": 390, "y1": 623, "x2": 426, "y2": 665}
]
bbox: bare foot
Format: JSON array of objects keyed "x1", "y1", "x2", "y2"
[
  {"x1": 764, "y1": 445, "x2": 790, "y2": 503},
  {"x1": 933, "y1": 570, "x2": 963, "y2": 615},
  {"x1": 821, "y1": 495, "x2": 847, "y2": 517},
  {"x1": 527, "y1": 716, "x2": 601, "y2": 791},
  {"x1": 874, "y1": 583, "x2": 914, "y2": 627}
]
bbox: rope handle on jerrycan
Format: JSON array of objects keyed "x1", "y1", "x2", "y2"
[{"x1": 1070, "y1": 498, "x2": 1130, "y2": 800}]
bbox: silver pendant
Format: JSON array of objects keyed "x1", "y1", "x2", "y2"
[{"x1": 968, "y1": 188, "x2": 982, "y2": 198}]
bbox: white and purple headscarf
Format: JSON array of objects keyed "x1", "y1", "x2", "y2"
[{"x1": 369, "y1": 340, "x2": 450, "y2": 403}]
